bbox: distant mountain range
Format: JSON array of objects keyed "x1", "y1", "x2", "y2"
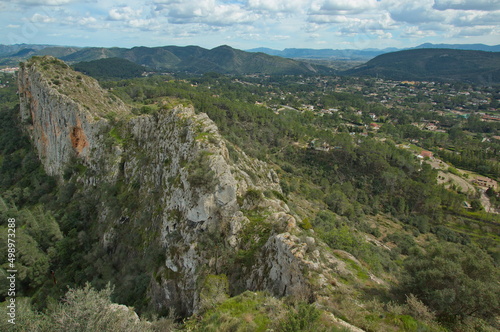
[
  {"x1": 2, "y1": 42, "x2": 498, "y2": 65},
  {"x1": 414, "y1": 43, "x2": 500, "y2": 52},
  {"x1": 0, "y1": 44, "x2": 333, "y2": 75},
  {"x1": 247, "y1": 47, "x2": 398, "y2": 61},
  {"x1": 1, "y1": 43, "x2": 499, "y2": 83},
  {"x1": 247, "y1": 43, "x2": 500, "y2": 60},
  {"x1": 0, "y1": 44, "x2": 52, "y2": 57},
  {"x1": 341, "y1": 48, "x2": 500, "y2": 85}
]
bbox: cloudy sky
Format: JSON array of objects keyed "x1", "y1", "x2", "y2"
[{"x1": 1, "y1": 0, "x2": 499, "y2": 50}]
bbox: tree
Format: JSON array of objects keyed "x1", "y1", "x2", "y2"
[
  {"x1": 470, "y1": 199, "x2": 483, "y2": 212},
  {"x1": 49, "y1": 283, "x2": 152, "y2": 331},
  {"x1": 401, "y1": 242, "x2": 500, "y2": 325}
]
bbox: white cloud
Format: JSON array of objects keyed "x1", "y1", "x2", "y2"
[
  {"x1": 128, "y1": 18, "x2": 160, "y2": 30},
  {"x1": 59, "y1": 14, "x2": 110, "y2": 30},
  {"x1": 307, "y1": 14, "x2": 349, "y2": 23},
  {"x1": 304, "y1": 22, "x2": 322, "y2": 32},
  {"x1": 454, "y1": 26, "x2": 496, "y2": 36},
  {"x1": 30, "y1": 13, "x2": 56, "y2": 23},
  {"x1": 247, "y1": 0, "x2": 308, "y2": 13},
  {"x1": 157, "y1": 0, "x2": 260, "y2": 26},
  {"x1": 451, "y1": 10, "x2": 500, "y2": 26},
  {"x1": 108, "y1": 7, "x2": 143, "y2": 21},
  {"x1": 311, "y1": 0, "x2": 377, "y2": 15},
  {"x1": 268, "y1": 34, "x2": 291, "y2": 40},
  {"x1": 335, "y1": 18, "x2": 394, "y2": 35},
  {"x1": 385, "y1": 0, "x2": 447, "y2": 24},
  {"x1": 400, "y1": 26, "x2": 437, "y2": 38},
  {"x1": 433, "y1": 0, "x2": 500, "y2": 11},
  {"x1": 76, "y1": 16, "x2": 97, "y2": 25}
]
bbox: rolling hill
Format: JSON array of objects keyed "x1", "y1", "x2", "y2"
[
  {"x1": 62, "y1": 45, "x2": 333, "y2": 75},
  {"x1": 0, "y1": 44, "x2": 332, "y2": 75},
  {"x1": 342, "y1": 48, "x2": 500, "y2": 84}
]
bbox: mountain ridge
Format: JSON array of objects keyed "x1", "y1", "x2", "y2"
[
  {"x1": 4, "y1": 42, "x2": 497, "y2": 58},
  {"x1": 3, "y1": 42, "x2": 499, "y2": 72},
  {"x1": 1, "y1": 44, "x2": 334, "y2": 75},
  {"x1": 62, "y1": 44, "x2": 332, "y2": 75},
  {"x1": 247, "y1": 43, "x2": 500, "y2": 60},
  {"x1": 341, "y1": 48, "x2": 500, "y2": 84}
]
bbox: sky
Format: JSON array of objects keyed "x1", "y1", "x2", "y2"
[{"x1": 1, "y1": 0, "x2": 499, "y2": 50}]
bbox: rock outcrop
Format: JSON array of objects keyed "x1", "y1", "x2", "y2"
[
  {"x1": 18, "y1": 56, "x2": 128, "y2": 178},
  {"x1": 18, "y1": 56, "x2": 321, "y2": 315}
]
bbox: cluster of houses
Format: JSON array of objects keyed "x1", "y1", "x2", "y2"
[
  {"x1": 0, "y1": 67, "x2": 18, "y2": 74},
  {"x1": 481, "y1": 114, "x2": 500, "y2": 122},
  {"x1": 0, "y1": 67, "x2": 18, "y2": 89}
]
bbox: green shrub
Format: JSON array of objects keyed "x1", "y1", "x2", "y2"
[
  {"x1": 245, "y1": 188, "x2": 262, "y2": 202},
  {"x1": 199, "y1": 274, "x2": 229, "y2": 312},
  {"x1": 278, "y1": 303, "x2": 321, "y2": 332},
  {"x1": 185, "y1": 291, "x2": 275, "y2": 332},
  {"x1": 447, "y1": 167, "x2": 460, "y2": 176},
  {"x1": 186, "y1": 152, "x2": 216, "y2": 189},
  {"x1": 300, "y1": 218, "x2": 313, "y2": 230}
]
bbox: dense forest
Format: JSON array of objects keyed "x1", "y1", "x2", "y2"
[
  {"x1": 72, "y1": 58, "x2": 148, "y2": 80},
  {"x1": 0, "y1": 67, "x2": 499, "y2": 331}
]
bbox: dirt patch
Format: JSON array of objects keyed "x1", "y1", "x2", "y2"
[
  {"x1": 437, "y1": 171, "x2": 475, "y2": 194},
  {"x1": 480, "y1": 191, "x2": 500, "y2": 214}
]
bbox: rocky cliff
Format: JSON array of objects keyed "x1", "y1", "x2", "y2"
[{"x1": 17, "y1": 56, "x2": 333, "y2": 316}]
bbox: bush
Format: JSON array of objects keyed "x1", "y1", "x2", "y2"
[
  {"x1": 299, "y1": 218, "x2": 313, "y2": 230},
  {"x1": 430, "y1": 225, "x2": 470, "y2": 245},
  {"x1": 185, "y1": 291, "x2": 276, "y2": 332},
  {"x1": 405, "y1": 294, "x2": 436, "y2": 323},
  {"x1": 49, "y1": 283, "x2": 152, "y2": 331},
  {"x1": 470, "y1": 199, "x2": 483, "y2": 212},
  {"x1": 199, "y1": 274, "x2": 229, "y2": 312},
  {"x1": 385, "y1": 233, "x2": 416, "y2": 255},
  {"x1": 278, "y1": 302, "x2": 322, "y2": 332},
  {"x1": 186, "y1": 152, "x2": 216, "y2": 189}
]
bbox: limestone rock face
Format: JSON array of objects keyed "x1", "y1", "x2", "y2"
[
  {"x1": 248, "y1": 232, "x2": 311, "y2": 298},
  {"x1": 18, "y1": 56, "x2": 319, "y2": 315},
  {"x1": 18, "y1": 57, "x2": 127, "y2": 179}
]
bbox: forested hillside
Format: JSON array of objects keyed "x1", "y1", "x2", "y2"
[
  {"x1": 72, "y1": 58, "x2": 148, "y2": 80},
  {"x1": 343, "y1": 49, "x2": 500, "y2": 84}
]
